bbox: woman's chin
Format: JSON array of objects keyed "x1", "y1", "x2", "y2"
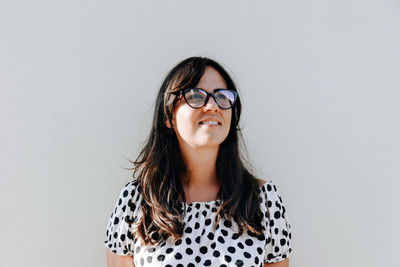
[{"x1": 192, "y1": 138, "x2": 224, "y2": 149}]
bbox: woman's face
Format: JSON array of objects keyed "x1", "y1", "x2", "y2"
[{"x1": 170, "y1": 66, "x2": 232, "y2": 150}]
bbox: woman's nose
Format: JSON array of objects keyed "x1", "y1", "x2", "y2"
[{"x1": 203, "y1": 96, "x2": 219, "y2": 111}]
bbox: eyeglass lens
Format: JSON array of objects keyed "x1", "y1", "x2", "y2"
[{"x1": 184, "y1": 89, "x2": 236, "y2": 109}]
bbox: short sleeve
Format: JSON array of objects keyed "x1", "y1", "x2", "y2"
[
  {"x1": 260, "y1": 180, "x2": 293, "y2": 263},
  {"x1": 104, "y1": 180, "x2": 142, "y2": 256}
]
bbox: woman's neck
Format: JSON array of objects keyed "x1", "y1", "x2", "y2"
[{"x1": 179, "y1": 144, "x2": 221, "y2": 202}]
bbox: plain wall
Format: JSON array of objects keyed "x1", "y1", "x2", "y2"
[{"x1": 1, "y1": 0, "x2": 399, "y2": 266}]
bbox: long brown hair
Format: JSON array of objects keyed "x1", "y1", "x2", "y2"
[{"x1": 131, "y1": 57, "x2": 264, "y2": 245}]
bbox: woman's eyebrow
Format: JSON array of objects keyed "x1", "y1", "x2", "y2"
[{"x1": 193, "y1": 87, "x2": 229, "y2": 92}]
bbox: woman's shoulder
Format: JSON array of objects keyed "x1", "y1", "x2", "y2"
[
  {"x1": 256, "y1": 177, "x2": 273, "y2": 188},
  {"x1": 256, "y1": 178, "x2": 267, "y2": 187},
  {"x1": 114, "y1": 179, "x2": 142, "y2": 208},
  {"x1": 116, "y1": 179, "x2": 138, "y2": 195},
  {"x1": 255, "y1": 178, "x2": 286, "y2": 206}
]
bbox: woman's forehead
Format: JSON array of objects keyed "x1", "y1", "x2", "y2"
[{"x1": 195, "y1": 67, "x2": 227, "y2": 92}]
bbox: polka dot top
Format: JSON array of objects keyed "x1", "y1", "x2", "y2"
[{"x1": 104, "y1": 180, "x2": 292, "y2": 266}]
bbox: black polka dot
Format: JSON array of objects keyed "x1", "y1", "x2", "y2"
[
  {"x1": 245, "y1": 239, "x2": 253, "y2": 246},
  {"x1": 186, "y1": 248, "x2": 193, "y2": 255},
  {"x1": 224, "y1": 255, "x2": 232, "y2": 262},
  {"x1": 166, "y1": 248, "x2": 173, "y2": 254},
  {"x1": 228, "y1": 246, "x2": 236, "y2": 253},
  {"x1": 157, "y1": 254, "x2": 165, "y2": 261},
  {"x1": 200, "y1": 246, "x2": 208, "y2": 254},
  {"x1": 207, "y1": 232, "x2": 214, "y2": 240},
  {"x1": 205, "y1": 219, "x2": 212, "y2": 226},
  {"x1": 195, "y1": 256, "x2": 201, "y2": 263},
  {"x1": 267, "y1": 184, "x2": 272, "y2": 191},
  {"x1": 213, "y1": 250, "x2": 220, "y2": 257},
  {"x1": 185, "y1": 237, "x2": 191, "y2": 245},
  {"x1": 283, "y1": 229, "x2": 288, "y2": 237},
  {"x1": 244, "y1": 252, "x2": 251, "y2": 258},
  {"x1": 224, "y1": 220, "x2": 232, "y2": 228},
  {"x1": 274, "y1": 211, "x2": 281, "y2": 219},
  {"x1": 123, "y1": 190, "x2": 128, "y2": 197},
  {"x1": 235, "y1": 260, "x2": 244, "y2": 266},
  {"x1": 174, "y1": 252, "x2": 182, "y2": 260},
  {"x1": 185, "y1": 227, "x2": 192, "y2": 234},
  {"x1": 128, "y1": 200, "x2": 136, "y2": 211},
  {"x1": 280, "y1": 238, "x2": 286, "y2": 246},
  {"x1": 204, "y1": 260, "x2": 211, "y2": 266},
  {"x1": 257, "y1": 233, "x2": 265, "y2": 241},
  {"x1": 127, "y1": 230, "x2": 133, "y2": 240},
  {"x1": 151, "y1": 232, "x2": 159, "y2": 240},
  {"x1": 237, "y1": 242, "x2": 244, "y2": 249}
]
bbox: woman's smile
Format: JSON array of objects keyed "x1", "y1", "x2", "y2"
[{"x1": 199, "y1": 121, "x2": 220, "y2": 126}]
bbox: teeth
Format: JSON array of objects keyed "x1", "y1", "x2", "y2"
[{"x1": 200, "y1": 121, "x2": 219, "y2": 125}]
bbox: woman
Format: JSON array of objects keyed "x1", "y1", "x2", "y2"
[{"x1": 104, "y1": 57, "x2": 292, "y2": 267}]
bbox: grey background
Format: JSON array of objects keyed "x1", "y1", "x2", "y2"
[{"x1": 1, "y1": 0, "x2": 399, "y2": 266}]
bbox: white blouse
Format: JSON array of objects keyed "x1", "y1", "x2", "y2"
[{"x1": 104, "y1": 180, "x2": 292, "y2": 266}]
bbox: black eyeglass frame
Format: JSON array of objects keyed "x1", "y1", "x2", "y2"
[{"x1": 172, "y1": 88, "x2": 238, "y2": 110}]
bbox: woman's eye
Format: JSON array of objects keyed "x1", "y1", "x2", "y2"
[
  {"x1": 187, "y1": 94, "x2": 203, "y2": 100},
  {"x1": 216, "y1": 94, "x2": 227, "y2": 100}
]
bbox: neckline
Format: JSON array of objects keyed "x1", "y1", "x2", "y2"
[
  {"x1": 179, "y1": 181, "x2": 269, "y2": 205},
  {"x1": 181, "y1": 199, "x2": 222, "y2": 205}
]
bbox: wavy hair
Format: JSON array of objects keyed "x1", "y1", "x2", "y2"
[{"x1": 130, "y1": 56, "x2": 264, "y2": 245}]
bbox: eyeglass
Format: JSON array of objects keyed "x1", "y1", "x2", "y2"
[{"x1": 172, "y1": 88, "x2": 238, "y2": 110}]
